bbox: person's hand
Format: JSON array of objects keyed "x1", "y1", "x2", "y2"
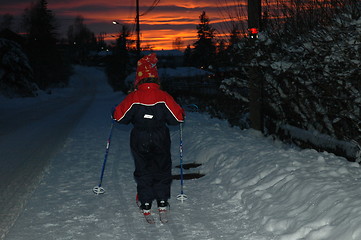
[{"x1": 111, "y1": 105, "x2": 117, "y2": 119}]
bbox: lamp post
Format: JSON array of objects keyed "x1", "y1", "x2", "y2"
[
  {"x1": 136, "y1": 0, "x2": 140, "y2": 53},
  {"x1": 114, "y1": 0, "x2": 140, "y2": 54}
]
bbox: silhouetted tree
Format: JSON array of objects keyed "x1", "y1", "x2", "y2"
[
  {"x1": 172, "y1": 37, "x2": 183, "y2": 51},
  {"x1": 183, "y1": 45, "x2": 192, "y2": 66},
  {"x1": 22, "y1": 0, "x2": 57, "y2": 48},
  {"x1": 97, "y1": 32, "x2": 107, "y2": 51},
  {"x1": 191, "y1": 11, "x2": 216, "y2": 69},
  {"x1": 215, "y1": 39, "x2": 228, "y2": 68},
  {"x1": 22, "y1": 0, "x2": 71, "y2": 89},
  {"x1": 67, "y1": 15, "x2": 97, "y2": 63},
  {"x1": 105, "y1": 24, "x2": 133, "y2": 92},
  {"x1": 0, "y1": 14, "x2": 14, "y2": 31},
  {"x1": 229, "y1": 24, "x2": 242, "y2": 47}
]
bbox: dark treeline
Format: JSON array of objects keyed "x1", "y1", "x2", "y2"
[{"x1": 0, "y1": 0, "x2": 101, "y2": 97}]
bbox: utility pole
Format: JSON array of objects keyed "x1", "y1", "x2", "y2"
[
  {"x1": 248, "y1": 0, "x2": 261, "y2": 38},
  {"x1": 136, "y1": 0, "x2": 141, "y2": 53},
  {"x1": 247, "y1": 0, "x2": 263, "y2": 132}
]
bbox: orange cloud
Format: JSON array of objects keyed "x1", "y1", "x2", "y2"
[
  {"x1": 141, "y1": 28, "x2": 198, "y2": 50},
  {"x1": 0, "y1": 0, "x2": 267, "y2": 50}
]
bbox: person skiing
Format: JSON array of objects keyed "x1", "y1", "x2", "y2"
[{"x1": 112, "y1": 53, "x2": 184, "y2": 218}]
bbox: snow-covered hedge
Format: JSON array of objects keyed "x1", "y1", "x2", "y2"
[{"x1": 220, "y1": 3, "x2": 361, "y2": 160}]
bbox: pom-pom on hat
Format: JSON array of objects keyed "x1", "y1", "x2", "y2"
[{"x1": 134, "y1": 53, "x2": 159, "y2": 88}]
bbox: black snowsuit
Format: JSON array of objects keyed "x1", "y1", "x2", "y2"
[{"x1": 113, "y1": 83, "x2": 184, "y2": 205}]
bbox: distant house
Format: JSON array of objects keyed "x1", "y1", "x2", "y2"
[
  {"x1": 0, "y1": 29, "x2": 24, "y2": 46},
  {"x1": 142, "y1": 50, "x2": 184, "y2": 68},
  {"x1": 125, "y1": 66, "x2": 216, "y2": 96}
]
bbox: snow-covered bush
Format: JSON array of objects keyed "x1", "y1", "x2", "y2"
[
  {"x1": 220, "y1": 2, "x2": 361, "y2": 159},
  {"x1": 0, "y1": 38, "x2": 38, "y2": 97}
]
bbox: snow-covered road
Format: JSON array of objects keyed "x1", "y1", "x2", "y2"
[
  {"x1": 0, "y1": 66, "x2": 97, "y2": 239},
  {"x1": 2, "y1": 66, "x2": 361, "y2": 240}
]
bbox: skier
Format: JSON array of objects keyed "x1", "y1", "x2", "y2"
[{"x1": 112, "y1": 53, "x2": 184, "y2": 220}]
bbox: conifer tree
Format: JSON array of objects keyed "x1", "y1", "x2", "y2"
[
  {"x1": 22, "y1": 0, "x2": 71, "y2": 89},
  {"x1": 191, "y1": 11, "x2": 216, "y2": 69},
  {"x1": 67, "y1": 15, "x2": 97, "y2": 63},
  {"x1": 105, "y1": 24, "x2": 132, "y2": 92}
]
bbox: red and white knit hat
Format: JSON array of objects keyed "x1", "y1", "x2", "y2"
[{"x1": 134, "y1": 53, "x2": 159, "y2": 87}]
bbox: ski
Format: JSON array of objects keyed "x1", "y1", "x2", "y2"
[
  {"x1": 157, "y1": 200, "x2": 170, "y2": 224},
  {"x1": 136, "y1": 194, "x2": 155, "y2": 224},
  {"x1": 143, "y1": 211, "x2": 155, "y2": 224},
  {"x1": 158, "y1": 207, "x2": 168, "y2": 224},
  {"x1": 136, "y1": 194, "x2": 169, "y2": 224}
]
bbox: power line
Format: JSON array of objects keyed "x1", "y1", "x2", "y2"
[{"x1": 140, "y1": 0, "x2": 161, "y2": 16}]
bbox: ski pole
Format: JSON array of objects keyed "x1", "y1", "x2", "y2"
[
  {"x1": 185, "y1": 104, "x2": 198, "y2": 112},
  {"x1": 93, "y1": 120, "x2": 115, "y2": 195},
  {"x1": 177, "y1": 122, "x2": 188, "y2": 202}
]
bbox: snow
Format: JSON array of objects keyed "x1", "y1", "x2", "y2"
[{"x1": 2, "y1": 66, "x2": 361, "y2": 240}]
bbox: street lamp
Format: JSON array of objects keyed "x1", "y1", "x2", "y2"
[{"x1": 113, "y1": 0, "x2": 140, "y2": 54}]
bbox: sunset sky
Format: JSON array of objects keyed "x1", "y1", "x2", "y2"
[{"x1": 1, "y1": 0, "x2": 255, "y2": 50}]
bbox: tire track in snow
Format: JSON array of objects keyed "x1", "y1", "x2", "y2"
[
  {"x1": 3, "y1": 66, "x2": 116, "y2": 240},
  {"x1": 109, "y1": 126, "x2": 143, "y2": 239},
  {"x1": 0, "y1": 71, "x2": 96, "y2": 240}
]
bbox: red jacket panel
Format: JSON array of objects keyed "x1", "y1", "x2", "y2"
[{"x1": 113, "y1": 83, "x2": 184, "y2": 127}]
